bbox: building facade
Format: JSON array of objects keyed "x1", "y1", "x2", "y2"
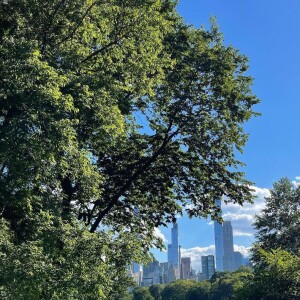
[
  {"x1": 201, "y1": 255, "x2": 215, "y2": 279},
  {"x1": 214, "y1": 199, "x2": 224, "y2": 271},
  {"x1": 168, "y1": 223, "x2": 179, "y2": 268},
  {"x1": 141, "y1": 260, "x2": 161, "y2": 286},
  {"x1": 180, "y1": 257, "x2": 191, "y2": 279},
  {"x1": 223, "y1": 221, "x2": 235, "y2": 271},
  {"x1": 233, "y1": 251, "x2": 243, "y2": 270}
]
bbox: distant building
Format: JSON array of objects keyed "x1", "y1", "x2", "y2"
[
  {"x1": 168, "y1": 223, "x2": 180, "y2": 279},
  {"x1": 181, "y1": 257, "x2": 191, "y2": 279},
  {"x1": 214, "y1": 200, "x2": 224, "y2": 271},
  {"x1": 131, "y1": 263, "x2": 142, "y2": 285},
  {"x1": 142, "y1": 260, "x2": 161, "y2": 286},
  {"x1": 201, "y1": 255, "x2": 215, "y2": 279},
  {"x1": 190, "y1": 268, "x2": 197, "y2": 281},
  {"x1": 160, "y1": 262, "x2": 169, "y2": 284},
  {"x1": 233, "y1": 251, "x2": 243, "y2": 270},
  {"x1": 197, "y1": 272, "x2": 207, "y2": 282},
  {"x1": 242, "y1": 256, "x2": 252, "y2": 267},
  {"x1": 223, "y1": 221, "x2": 235, "y2": 271}
]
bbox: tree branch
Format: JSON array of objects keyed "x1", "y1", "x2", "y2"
[
  {"x1": 53, "y1": 2, "x2": 97, "y2": 49},
  {"x1": 89, "y1": 124, "x2": 179, "y2": 233},
  {"x1": 81, "y1": 40, "x2": 119, "y2": 64}
]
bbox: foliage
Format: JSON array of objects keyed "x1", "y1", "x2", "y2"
[
  {"x1": 253, "y1": 178, "x2": 300, "y2": 258},
  {"x1": 160, "y1": 280, "x2": 211, "y2": 300},
  {"x1": 132, "y1": 287, "x2": 154, "y2": 300},
  {"x1": 186, "y1": 280, "x2": 210, "y2": 300},
  {"x1": 249, "y1": 178, "x2": 300, "y2": 299},
  {"x1": 209, "y1": 268, "x2": 253, "y2": 300},
  {"x1": 242, "y1": 249, "x2": 300, "y2": 300},
  {"x1": 0, "y1": 217, "x2": 141, "y2": 299},
  {"x1": 161, "y1": 280, "x2": 196, "y2": 300},
  {"x1": 149, "y1": 284, "x2": 164, "y2": 300},
  {"x1": 0, "y1": 0, "x2": 258, "y2": 298}
]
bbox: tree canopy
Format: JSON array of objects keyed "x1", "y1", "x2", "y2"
[
  {"x1": 0, "y1": 0, "x2": 258, "y2": 298},
  {"x1": 249, "y1": 178, "x2": 300, "y2": 299},
  {"x1": 253, "y1": 178, "x2": 300, "y2": 256}
]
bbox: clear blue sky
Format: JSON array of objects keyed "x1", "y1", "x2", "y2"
[{"x1": 153, "y1": 0, "x2": 300, "y2": 266}]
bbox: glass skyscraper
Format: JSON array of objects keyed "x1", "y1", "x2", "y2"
[
  {"x1": 168, "y1": 223, "x2": 179, "y2": 269},
  {"x1": 214, "y1": 199, "x2": 224, "y2": 271},
  {"x1": 201, "y1": 255, "x2": 215, "y2": 279},
  {"x1": 223, "y1": 220, "x2": 235, "y2": 271}
]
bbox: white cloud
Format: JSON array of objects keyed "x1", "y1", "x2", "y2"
[
  {"x1": 232, "y1": 230, "x2": 253, "y2": 237},
  {"x1": 220, "y1": 186, "x2": 270, "y2": 237},
  {"x1": 223, "y1": 213, "x2": 254, "y2": 222},
  {"x1": 154, "y1": 227, "x2": 168, "y2": 243},
  {"x1": 233, "y1": 245, "x2": 251, "y2": 257},
  {"x1": 181, "y1": 244, "x2": 251, "y2": 271},
  {"x1": 292, "y1": 176, "x2": 300, "y2": 187}
]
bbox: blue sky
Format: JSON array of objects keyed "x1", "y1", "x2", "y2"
[{"x1": 152, "y1": 0, "x2": 300, "y2": 268}]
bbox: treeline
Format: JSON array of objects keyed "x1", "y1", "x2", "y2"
[
  {"x1": 122, "y1": 249, "x2": 299, "y2": 300},
  {"x1": 122, "y1": 267, "x2": 252, "y2": 300}
]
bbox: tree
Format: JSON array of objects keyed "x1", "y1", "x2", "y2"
[
  {"x1": 245, "y1": 249, "x2": 300, "y2": 300},
  {"x1": 253, "y1": 178, "x2": 300, "y2": 257},
  {"x1": 0, "y1": 0, "x2": 258, "y2": 298},
  {"x1": 161, "y1": 280, "x2": 199, "y2": 300},
  {"x1": 149, "y1": 284, "x2": 164, "y2": 300},
  {"x1": 249, "y1": 178, "x2": 300, "y2": 299},
  {"x1": 209, "y1": 268, "x2": 253, "y2": 300},
  {"x1": 132, "y1": 287, "x2": 154, "y2": 300},
  {"x1": 186, "y1": 280, "x2": 210, "y2": 300}
]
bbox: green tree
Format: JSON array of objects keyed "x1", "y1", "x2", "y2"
[
  {"x1": 209, "y1": 268, "x2": 253, "y2": 300},
  {"x1": 132, "y1": 287, "x2": 154, "y2": 300},
  {"x1": 253, "y1": 178, "x2": 300, "y2": 258},
  {"x1": 149, "y1": 284, "x2": 164, "y2": 300},
  {"x1": 186, "y1": 280, "x2": 210, "y2": 300},
  {"x1": 161, "y1": 280, "x2": 198, "y2": 300},
  {"x1": 245, "y1": 249, "x2": 300, "y2": 300},
  {"x1": 249, "y1": 178, "x2": 300, "y2": 299},
  {"x1": 0, "y1": 0, "x2": 258, "y2": 298}
]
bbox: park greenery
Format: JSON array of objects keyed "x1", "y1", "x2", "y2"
[{"x1": 1, "y1": 0, "x2": 298, "y2": 299}]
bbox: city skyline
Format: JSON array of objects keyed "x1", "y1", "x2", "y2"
[{"x1": 154, "y1": 215, "x2": 246, "y2": 272}]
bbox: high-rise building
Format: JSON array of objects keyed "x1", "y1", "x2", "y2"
[
  {"x1": 131, "y1": 262, "x2": 142, "y2": 285},
  {"x1": 180, "y1": 257, "x2": 191, "y2": 279},
  {"x1": 168, "y1": 223, "x2": 179, "y2": 268},
  {"x1": 142, "y1": 260, "x2": 161, "y2": 286},
  {"x1": 160, "y1": 262, "x2": 169, "y2": 284},
  {"x1": 223, "y1": 221, "x2": 235, "y2": 271},
  {"x1": 233, "y1": 251, "x2": 243, "y2": 270},
  {"x1": 214, "y1": 199, "x2": 224, "y2": 271},
  {"x1": 168, "y1": 223, "x2": 180, "y2": 280},
  {"x1": 201, "y1": 255, "x2": 215, "y2": 279}
]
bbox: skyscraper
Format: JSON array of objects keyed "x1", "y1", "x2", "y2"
[
  {"x1": 168, "y1": 223, "x2": 179, "y2": 268},
  {"x1": 233, "y1": 251, "x2": 243, "y2": 270},
  {"x1": 168, "y1": 223, "x2": 179, "y2": 280},
  {"x1": 214, "y1": 199, "x2": 224, "y2": 271},
  {"x1": 223, "y1": 220, "x2": 235, "y2": 271},
  {"x1": 180, "y1": 257, "x2": 191, "y2": 279},
  {"x1": 142, "y1": 260, "x2": 161, "y2": 286},
  {"x1": 201, "y1": 255, "x2": 215, "y2": 279}
]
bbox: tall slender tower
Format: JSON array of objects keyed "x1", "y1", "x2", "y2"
[
  {"x1": 168, "y1": 223, "x2": 179, "y2": 269},
  {"x1": 223, "y1": 221, "x2": 234, "y2": 271},
  {"x1": 214, "y1": 200, "x2": 224, "y2": 271}
]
